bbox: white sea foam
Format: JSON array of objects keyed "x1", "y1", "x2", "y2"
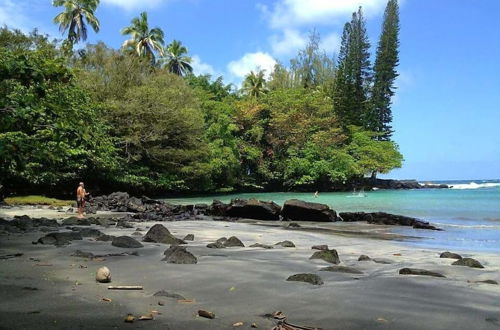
[
  {"x1": 434, "y1": 222, "x2": 500, "y2": 229},
  {"x1": 448, "y1": 182, "x2": 500, "y2": 190}
]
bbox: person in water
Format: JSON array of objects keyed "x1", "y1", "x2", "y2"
[
  {"x1": 314, "y1": 191, "x2": 319, "y2": 198},
  {"x1": 76, "y1": 182, "x2": 89, "y2": 218}
]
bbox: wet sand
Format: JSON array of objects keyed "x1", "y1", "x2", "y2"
[{"x1": 0, "y1": 207, "x2": 499, "y2": 329}]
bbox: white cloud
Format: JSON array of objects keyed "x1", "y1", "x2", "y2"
[
  {"x1": 101, "y1": 0, "x2": 167, "y2": 11},
  {"x1": 260, "y1": 0, "x2": 388, "y2": 29},
  {"x1": 270, "y1": 29, "x2": 307, "y2": 56},
  {"x1": 227, "y1": 52, "x2": 277, "y2": 81},
  {"x1": 319, "y1": 32, "x2": 341, "y2": 55},
  {"x1": 191, "y1": 55, "x2": 217, "y2": 76},
  {"x1": 0, "y1": 0, "x2": 33, "y2": 31}
]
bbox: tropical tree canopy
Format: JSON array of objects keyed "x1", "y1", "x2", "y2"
[
  {"x1": 242, "y1": 70, "x2": 268, "y2": 98},
  {"x1": 160, "y1": 40, "x2": 193, "y2": 76},
  {"x1": 52, "y1": 0, "x2": 100, "y2": 44},
  {"x1": 121, "y1": 11, "x2": 165, "y2": 62}
]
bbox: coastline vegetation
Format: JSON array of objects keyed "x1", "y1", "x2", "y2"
[
  {"x1": 0, "y1": 0, "x2": 402, "y2": 196},
  {"x1": 4, "y1": 195, "x2": 73, "y2": 206}
]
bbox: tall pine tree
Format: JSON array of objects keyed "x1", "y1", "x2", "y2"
[
  {"x1": 369, "y1": 0, "x2": 400, "y2": 140},
  {"x1": 333, "y1": 7, "x2": 372, "y2": 128}
]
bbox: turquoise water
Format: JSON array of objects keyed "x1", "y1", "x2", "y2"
[{"x1": 164, "y1": 180, "x2": 500, "y2": 253}]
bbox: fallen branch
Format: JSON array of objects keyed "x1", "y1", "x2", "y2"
[{"x1": 108, "y1": 286, "x2": 143, "y2": 290}]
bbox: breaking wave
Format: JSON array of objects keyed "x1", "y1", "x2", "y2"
[{"x1": 448, "y1": 182, "x2": 500, "y2": 190}]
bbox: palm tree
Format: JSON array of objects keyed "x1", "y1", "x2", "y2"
[
  {"x1": 121, "y1": 12, "x2": 165, "y2": 63},
  {"x1": 159, "y1": 40, "x2": 193, "y2": 76},
  {"x1": 52, "y1": 0, "x2": 100, "y2": 44},
  {"x1": 242, "y1": 70, "x2": 268, "y2": 98}
]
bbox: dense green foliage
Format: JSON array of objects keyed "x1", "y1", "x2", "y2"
[{"x1": 0, "y1": 1, "x2": 403, "y2": 194}]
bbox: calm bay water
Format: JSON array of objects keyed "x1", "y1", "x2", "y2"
[{"x1": 164, "y1": 180, "x2": 500, "y2": 253}]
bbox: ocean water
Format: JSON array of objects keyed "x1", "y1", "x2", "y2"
[{"x1": 164, "y1": 180, "x2": 500, "y2": 253}]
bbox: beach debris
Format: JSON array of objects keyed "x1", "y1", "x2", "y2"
[
  {"x1": 286, "y1": 273, "x2": 324, "y2": 285},
  {"x1": 224, "y1": 236, "x2": 245, "y2": 247},
  {"x1": 399, "y1": 268, "x2": 446, "y2": 278},
  {"x1": 183, "y1": 234, "x2": 195, "y2": 241},
  {"x1": 111, "y1": 236, "x2": 144, "y2": 248},
  {"x1": 320, "y1": 266, "x2": 363, "y2": 274},
  {"x1": 251, "y1": 323, "x2": 258, "y2": 328},
  {"x1": 452, "y1": 257, "x2": 484, "y2": 268},
  {"x1": 233, "y1": 321, "x2": 244, "y2": 327},
  {"x1": 249, "y1": 243, "x2": 274, "y2": 249},
  {"x1": 286, "y1": 222, "x2": 301, "y2": 228},
  {"x1": 162, "y1": 245, "x2": 197, "y2": 264},
  {"x1": 108, "y1": 286, "x2": 143, "y2": 290},
  {"x1": 139, "y1": 313, "x2": 154, "y2": 321},
  {"x1": 158, "y1": 301, "x2": 165, "y2": 306},
  {"x1": 143, "y1": 224, "x2": 186, "y2": 245},
  {"x1": 96, "y1": 266, "x2": 111, "y2": 283},
  {"x1": 79, "y1": 264, "x2": 87, "y2": 268},
  {"x1": 275, "y1": 240, "x2": 295, "y2": 248},
  {"x1": 268, "y1": 311, "x2": 324, "y2": 330},
  {"x1": 198, "y1": 310, "x2": 215, "y2": 319},
  {"x1": 376, "y1": 317, "x2": 389, "y2": 323},
  {"x1": 22, "y1": 286, "x2": 38, "y2": 291},
  {"x1": 310, "y1": 249, "x2": 340, "y2": 264},
  {"x1": 177, "y1": 299, "x2": 195, "y2": 304},
  {"x1": 229, "y1": 286, "x2": 236, "y2": 291},
  {"x1": 35, "y1": 263, "x2": 53, "y2": 267},
  {"x1": 358, "y1": 255, "x2": 371, "y2": 261},
  {"x1": 393, "y1": 253, "x2": 402, "y2": 256},
  {"x1": 101, "y1": 297, "x2": 112, "y2": 302},
  {"x1": 440, "y1": 251, "x2": 462, "y2": 260},
  {"x1": 311, "y1": 245, "x2": 328, "y2": 251},
  {"x1": 0, "y1": 253, "x2": 23, "y2": 259},
  {"x1": 124, "y1": 314, "x2": 135, "y2": 323},
  {"x1": 153, "y1": 290, "x2": 186, "y2": 300},
  {"x1": 29, "y1": 257, "x2": 41, "y2": 262}
]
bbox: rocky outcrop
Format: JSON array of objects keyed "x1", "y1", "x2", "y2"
[
  {"x1": 275, "y1": 240, "x2": 295, "y2": 248},
  {"x1": 281, "y1": 199, "x2": 337, "y2": 222},
  {"x1": 310, "y1": 249, "x2": 340, "y2": 264},
  {"x1": 452, "y1": 258, "x2": 484, "y2": 269},
  {"x1": 286, "y1": 273, "x2": 324, "y2": 285},
  {"x1": 224, "y1": 236, "x2": 245, "y2": 247},
  {"x1": 399, "y1": 268, "x2": 446, "y2": 278},
  {"x1": 37, "y1": 231, "x2": 83, "y2": 246},
  {"x1": 363, "y1": 179, "x2": 449, "y2": 190},
  {"x1": 142, "y1": 224, "x2": 186, "y2": 245},
  {"x1": 440, "y1": 251, "x2": 462, "y2": 260},
  {"x1": 224, "y1": 199, "x2": 281, "y2": 220},
  {"x1": 162, "y1": 246, "x2": 197, "y2": 264},
  {"x1": 338, "y1": 211, "x2": 441, "y2": 230},
  {"x1": 320, "y1": 266, "x2": 363, "y2": 274},
  {"x1": 112, "y1": 236, "x2": 143, "y2": 248}
]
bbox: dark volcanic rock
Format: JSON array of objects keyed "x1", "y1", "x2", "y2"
[
  {"x1": 225, "y1": 199, "x2": 281, "y2": 220},
  {"x1": 72, "y1": 250, "x2": 95, "y2": 258},
  {"x1": 339, "y1": 211, "x2": 441, "y2": 230},
  {"x1": 275, "y1": 240, "x2": 295, "y2": 248},
  {"x1": 75, "y1": 228, "x2": 104, "y2": 238},
  {"x1": 286, "y1": 273, "x2": 323, "y2": 285},
  {"x1": 399, "y1": 268, "x2": 446, "y2": 278},
  {"x1": 476, "y1": 280, "x2": 498, "y2": 285},
  {"x1": 183, "y1": 234, "x2": 194, "y2": 241},
  {"x1": 310, "y1": 249, "x2": 340, "y2": 264},
  {"x1": 207, "y1": 242, "x2": 225, "y2": 248},
  {"x1": 452, "y1": 258, "x2": 484, "y2": 269},
  {"x1": 281, "y1": 199, "x2": 337, "y2": 222},
  {"x1": 112, "y1": 236, "x2": 143, "y2": 248},
  {"x1": 373, "y1": 258, "x2": 393, "y2": 264},
  {"x1": 95, "y1": 234, "x2": 115, "y2": 242},
  {"x1": 320, "y1": 266, "x2": 363, "y2": 274},
  {"x1": 208, "y1": 200, "x2": 230, "y2": 216},
  {"x1": 224, "y1": 236, "x2": 245, "y2": 247},
  {"x1": 440, "y1": 251, "x2": 462, "y2": 260},
  {"x1": 162, "y1": 246, "x2": 197, "y2": 264},
  {"x1": 143, "y1": 224, "x2": 186, "y2": 245},
  {"x1": 62, "y1": 217, "x2": 91, "y2": 226},
  {"x1": 311, "y1": 245, "x2": 329, "y2": 251},
  {"x1": 37, "y1": 231, "x2": 83, "y2": 246},
  {"x1": 249, "y1": 243, "x2": 274, "y2": 249},
  {"x1": 358, "y1": 255, "x2": 371, "y2": 261},
  {"x1": 338, "y1": 212, "x2": 373, "y2": 222}
]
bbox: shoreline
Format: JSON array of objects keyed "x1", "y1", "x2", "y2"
[{"x1": 1, "y1": 206, "x2": 500, "y2": 329}]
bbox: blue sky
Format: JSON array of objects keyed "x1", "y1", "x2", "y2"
[{"x1": 1, "y1": 0, "x2": 499, "y2": 181}]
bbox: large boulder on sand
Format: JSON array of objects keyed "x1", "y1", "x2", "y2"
[
  {"x1": 224, "y1": 236, "x2": 245, "y2": 247},
  {"x1": 452, "y1": 258, "x2": 484, "y2": 269},
  {"x1": 143, "y1": 224, "x2": 186, "y2": 245},
  {"x1": 440, "y1": 251, "x2": 462, "y2": 260},
  {"x1": 310, "y1": 249, "x2": 340, "y2": 264},
  {"x1": 399, "y1": 268, "x2": 446, "y2": 278},
  {"x1": 37, "y1": 231, "x2": 83, "y2": 246},
  {"x1": 281, "y1": 199, "x2": 337, "y2": 222},
  {"x1": 225, "y1": 199, "x2": 281, "y2": 220},
  {"x1": 286, "y1": 273, "x2": 323, "y2": 285},
  {"x1": 162, "y1": 246, "x2": 197, "y2": 264},
  {"x1": 112, "y1": 236, "x2": 143, "y2": 248}
]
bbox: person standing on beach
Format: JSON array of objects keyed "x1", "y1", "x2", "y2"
[{"x1": 76, "y1": 182, "x2": 88, "y2": 218}]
